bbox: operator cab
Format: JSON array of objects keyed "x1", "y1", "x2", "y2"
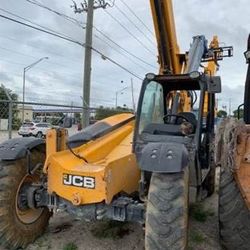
[
  {"x1": 134, "y1": 73, "x2": 210, "y2": 141},
  {"x1": 134, "y1": 73, "x2": 221, "y2": 170}
]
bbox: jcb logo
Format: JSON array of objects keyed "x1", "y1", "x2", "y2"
[{"x1": 63, "y1": 174, "x2": 95, "y2": 189}]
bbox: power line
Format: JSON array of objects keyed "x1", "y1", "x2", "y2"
[
  {"x1": 2, "y1": 66, "x2": 138, "y2": 90},
  {"x1": 0, "y1": 57, "x2": 85, "y2": 81},
  {"x1": 91, "y1": 47, "x2": 143, "y2": 80},
  {"x1": 25, "y1": 92, "x2": 115, "y2": 104},
  {"x1": 120, "y1": 0, "x2": 155, "y2": 37},
  {"x1": 0, "y1": 34, "x2": 82, "y2": 65},
  {"x1": 3, "y1": 82, "x2": 127, "y2": 106},
  {"x1": 23, "y1": 85, "x2": 133, "y2": 105},
  {"x1": 24, "y1": 0, "x2": 86, "y2": 28},
  {"x1": 3, "y1": 77, "x2": 118, "y2": 103},
  {"x1": 0, "y1": 8, "x2": 78, "y2": 42},
  {"x1": 22, "y1": 93, "x2": 118, "y2": 106},
  {"x1": 114, "y1": 4, "x2": 155, "y2": 47},
  {"x1": 0, "y1": 55, "x2": 81, "y2": 77},
  {"x1": 93, "y1": 26, "x2": 157, "y2": 69},
  {"x1": 72, "y1": 0, "x2": 116, "y2": 12},
  {"x1": 22, "y1": 0, "x2": 157, "y2": 70},
  {"x1": 4, "y1": 74, "x2": 116, "y2": 102},
  {"x1": 0, "y1": 13, "x2": 143, "y2": 80},
  {"x1": 93, "y1": 34, "x2": 149, "y2": 72},
  {"x1": 0, "y1": 14, "x2": 84, "y2": 46},
  {"x1": 0, "y1": 45, "x2": 81, "y2": 71},
  {"x1": 104, "y1": 9, "x2": 156, "y2": 56}
]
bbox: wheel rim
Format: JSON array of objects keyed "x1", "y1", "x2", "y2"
[{"x1": 15, "y1": 174, "x2": 44, "y2": 224}]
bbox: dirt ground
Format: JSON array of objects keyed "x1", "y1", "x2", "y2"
[
  {"x1": 4, "y1": 192, "x2": 220, "y2": 250},
  {"x1": 0, "y1": 131, "x2": 222, "y2": 250}
]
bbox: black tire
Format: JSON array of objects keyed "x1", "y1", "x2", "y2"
[
  {"x1": 0, "y1": 150, "x2": 51, "y2": 249},
  {"x1": 219, "y1": 168, "x2": 250, "y2": 250},
  {"x1": 145, "y1": 168, "x2": 189, "y2": 250}
]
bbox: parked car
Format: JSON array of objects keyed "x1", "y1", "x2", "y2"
[{"x1": 18, "y1": 122, "x2": 52, "y2": 138}]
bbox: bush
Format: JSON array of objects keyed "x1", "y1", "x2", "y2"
[
  {"x1": 12, "y1": 117, "x2": 22, "y2": 130},
  {"x1": 95, "y1": 106, "x2": 133, "y2": 120}
]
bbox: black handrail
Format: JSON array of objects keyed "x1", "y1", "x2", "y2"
[{"x1": 237, "y1": 103, "x2": 244, "y2": 120}]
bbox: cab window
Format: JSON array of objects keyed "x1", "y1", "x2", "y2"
[{"x1": 139, "y1": 81, "x2": 164, "y2": 133}]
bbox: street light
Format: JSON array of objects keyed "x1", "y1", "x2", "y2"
[
  {"x1": 22, "y1": 57, "x2": 49, "y2": 121},
  {"x1": 115, "y1": 81, "x2": 129, "y2": 108},
  {"x1": 115, "y1": 86, "x2": 129, "y2": 108}
]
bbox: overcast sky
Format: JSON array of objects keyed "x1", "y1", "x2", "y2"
[{"x1": 0, "y1": 0, "x2": 249, "y2": 113}]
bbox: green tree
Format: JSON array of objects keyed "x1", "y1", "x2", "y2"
[
  {"x1": 233, "y1": 108, "x2": 244, "y2": 119},
  {"x1": 0, "y1": 86, "x2": 21, "y2": 129},
  {"x1": 95, "y1": 106, "x2": 133, "y2": 120},
  {"x1": 217, "y1": 110, "x2": 227, "y2": 118}
]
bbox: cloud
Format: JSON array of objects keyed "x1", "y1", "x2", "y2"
[
  {"x1": 218, "y1": 84, "x2": 245, "y2": 113},
  {"x1": 0, "y1": 71, "x2": 13, "y2": 83},
  {"x1": 0, "y1": 0, "x2": 249, "y2": 110}
]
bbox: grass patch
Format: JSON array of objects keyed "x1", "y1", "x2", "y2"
[
  {"x1": 190, "y1": 230, "x2": 205, "y2": 243},
  {"x1": 189, "y1": 203, "x2": 214, "y2": 222},
  {"x1": 91, "y1": 220, "x2": 131, "y2": 239},
  {"x1": 63, "y1": 242, "x2": 78, "y2": 250}
]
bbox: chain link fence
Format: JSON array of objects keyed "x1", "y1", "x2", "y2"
[
  {"x1": 0, "y1": 99, "x2": 134, "y2": 142},
  {"x1": 0, "y1": 100, "x2": 92, "y2": 141}
]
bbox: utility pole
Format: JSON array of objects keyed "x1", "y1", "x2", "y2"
[
  {"x1": 229, "y1": 98, "x2": 232, "y2": 117},
  {"x1": 216, "y1": 98, "x2": 219, "y2": 111},
  {"x1": 216, "y1": 97, "x2": 221, "y2": 111},
  {"x1": 131, "y1": 78, "x2": 136, "y2": 112},
  {"x1": 82, "y1": 0, "x2": 94, "y2": 128},
  {"x1": 72, "y1": 0, "x2": 115, "y2": 128}
]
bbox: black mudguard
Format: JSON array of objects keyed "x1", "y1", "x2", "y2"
[
  {"x1": 138, "y1": 142, "x2": 189, "y2": 173},
  {"x1": 0, "y1": 137, "x2": 45, "y2": 161}
]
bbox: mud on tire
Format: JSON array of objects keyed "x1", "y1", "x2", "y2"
[
  {"x1": 145, "y1": 168, "x2": 189, "y2": 250},
  {"x1": 0, "y1": 151, "x2": 51, "y2": 249},
  {"x1": 219, "y1": 168, "x2": 250, "y2": 250}
]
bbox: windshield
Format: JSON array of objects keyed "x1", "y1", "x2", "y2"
[
  {"x1": 138, "y1": 81, "x2": 164, "y2": 133},
  {"x1": 137, "y1": 79, "x2": 203, "y2": 136}
]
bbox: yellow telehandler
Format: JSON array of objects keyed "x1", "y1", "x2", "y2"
[{"x1": 0, "y1": 1, "x2": 232, "y2": 249}]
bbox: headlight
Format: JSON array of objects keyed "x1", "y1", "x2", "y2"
[
  {"x1": 189, "y1": 71, "x2": 200, "y2": 79},
  {"x1": 145, "y1": 73, "x2": 156, "y2": 80}
]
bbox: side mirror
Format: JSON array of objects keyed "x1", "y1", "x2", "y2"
[
  {"x1": 207, "y1": 76, "x2": 221, "y2": 93},
  {"x1": 62, "y1": 117, "x2": 72, "y2": 128}
]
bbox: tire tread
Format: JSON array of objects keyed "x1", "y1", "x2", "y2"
[
  {"x1": 0, "y1": 153, "x2": 50, "y2": 249},
  {"x1": 145, "y1": 169, "x2": 188, "y2": 250},
  {"x1": 219, "y1": 169, "x2": 250, "y2": 250}
]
